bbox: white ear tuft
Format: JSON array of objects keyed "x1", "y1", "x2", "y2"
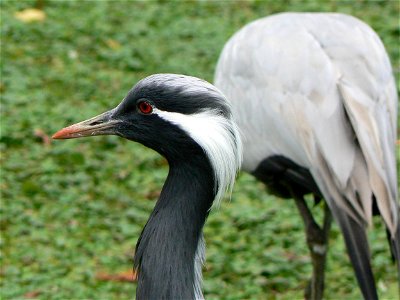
[{"x1": 154, "y1": 108, "x2": 243, "y2": 204}]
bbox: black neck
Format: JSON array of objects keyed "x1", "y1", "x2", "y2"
[{"x1": 134, "y1": 154, "x2": 215, "y2": 299}]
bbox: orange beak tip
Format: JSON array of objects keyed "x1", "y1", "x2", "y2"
[
  {"x1": 52, "y1": 126, "x2": 74, "y2": 139},
  {"x1": 51, "y1": 132, "x2": 62, "y2": 139}
]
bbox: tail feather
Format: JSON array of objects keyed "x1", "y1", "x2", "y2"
[
  {"x1": 390, "y1": 222, "x2": 400, "y2": 288},
  {"x1": 331, "y1": 201, "x2": 378, "y2": 300}
]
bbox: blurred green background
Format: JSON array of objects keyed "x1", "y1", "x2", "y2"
[{"x1": 1, "y1": 1, "x2": 399, "y2": 299}]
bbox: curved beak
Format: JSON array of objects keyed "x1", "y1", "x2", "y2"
[{"x1": 52, "y1": 109, "x2": 119, "y2": 139}]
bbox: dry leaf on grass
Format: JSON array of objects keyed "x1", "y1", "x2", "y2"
[
  {"x1": 34, "y1": 128, "x2": 51, "y2": 146},
  {"x1": 96, "y1": 270, "x2": 137, "y2": 282},
  {"x1": 15, "y1": 8, "x2": 46, "y2": 23},
  {"x1": 105, "y1": 39, "x2": 122, "y2": 50},
  {"x1": 23, "y1": 290, "x2": 41, "y2": 299}
]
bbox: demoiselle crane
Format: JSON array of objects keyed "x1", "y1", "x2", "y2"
[
  {"x1": 53, "y1": 74, "x2": 242, "y2": 299},
  {"x1": 214, "y1": 12, "x2": 399, "y2": 300}
]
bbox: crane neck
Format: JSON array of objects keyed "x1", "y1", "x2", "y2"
[{"x1": 134, "y1": 154, "x2": 215, "y2": 300}]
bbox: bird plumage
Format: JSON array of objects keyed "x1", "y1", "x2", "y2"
[
  {"x1": 215, "y1": 12, "x2": 399, "y2": 299},
  {"x1": 133, "y1": 74, "x2": 242, "y2": 204},
  {"x1": 53, "y1": 73, "x2": 242, "y2": 299}
]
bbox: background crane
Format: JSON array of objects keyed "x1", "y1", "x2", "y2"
[{"x1": 215, "y1": 12, "x2": 399, "y2": 300}]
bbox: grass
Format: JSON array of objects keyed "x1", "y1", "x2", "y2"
[{"x1": 1, "y1": 1, "x2": 399, "y2": 299}]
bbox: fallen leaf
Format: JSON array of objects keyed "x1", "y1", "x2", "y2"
[
  {"x1": 105, "y1": 39, "x2": 122, "y2": 50},
  {"x1": 68, "y1": 50, "x2": 79, "y2": 60},
  {"x1": 96, "y1": 270, "x2": 137, "y2": 282},
  {"x1": 24, "y1": 290, "x2": 41, "y2": 298},
  {"x1": 34, "y1": 128, "x2": 51, "y2": 146},
  {"x1": 15, "y1": 8, "x2": 46, "y2": 23},
  {"x1": 145, "y1": 190, "x2": 161, "y2": 199}
]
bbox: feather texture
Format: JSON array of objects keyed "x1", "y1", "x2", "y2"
[
  {"x1": 215, "y1": 12, "x2": 398, "y2": 235},
  {"x1": 154, "y1": 107, "x2": 242, "y2": 204},
  {"x1": 215, "y1": 12, "x2": 398, "y2": 299}
]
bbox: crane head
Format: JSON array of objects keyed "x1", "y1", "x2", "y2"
[{"x1": 52, "y1": 73, "x2": 242, "y2": 202}]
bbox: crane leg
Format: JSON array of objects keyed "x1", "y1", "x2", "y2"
[{"x1": 293, "y1": 195, "x2": 332, "y2": 300}]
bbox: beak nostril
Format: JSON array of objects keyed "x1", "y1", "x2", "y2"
[{"x1": 89, "y1": 121, "x2": 103, "y2": 126}]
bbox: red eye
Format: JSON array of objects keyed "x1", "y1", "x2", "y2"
[{"x1": 138, "y1": 101, "x2": 153, "y2": 114}]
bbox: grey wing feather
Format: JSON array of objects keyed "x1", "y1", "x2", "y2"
[
  {"x1": 215, "y1": 12, "x2": 398, "y2": 235},
  {"x1": 215, "y1": 12, "x2": 399, "y2": 298}
]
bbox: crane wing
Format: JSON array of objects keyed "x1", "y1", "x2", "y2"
[
  {"x1": 215, "y1": 12, "x2": 399, "y2": 298},
  {"x1": 215, "y1": 12, "x2": 398, "y2": 234}
]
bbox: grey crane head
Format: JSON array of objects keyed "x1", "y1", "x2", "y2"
[{"x1": 53, "y1": 73, "x2": 242, "y2": 202}]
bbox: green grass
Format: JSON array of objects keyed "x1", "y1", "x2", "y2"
[{"x1": 1, "y1": 1, "x2": 399, "y2": 299}]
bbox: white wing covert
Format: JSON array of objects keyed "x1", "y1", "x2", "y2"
[{"x1": 215, "y1": 12, "x2": 398, "y2": 236}]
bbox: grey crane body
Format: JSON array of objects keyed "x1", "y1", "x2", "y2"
[{"x1": 215, "y1": 12, "x2": 399, "y2": 299}]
